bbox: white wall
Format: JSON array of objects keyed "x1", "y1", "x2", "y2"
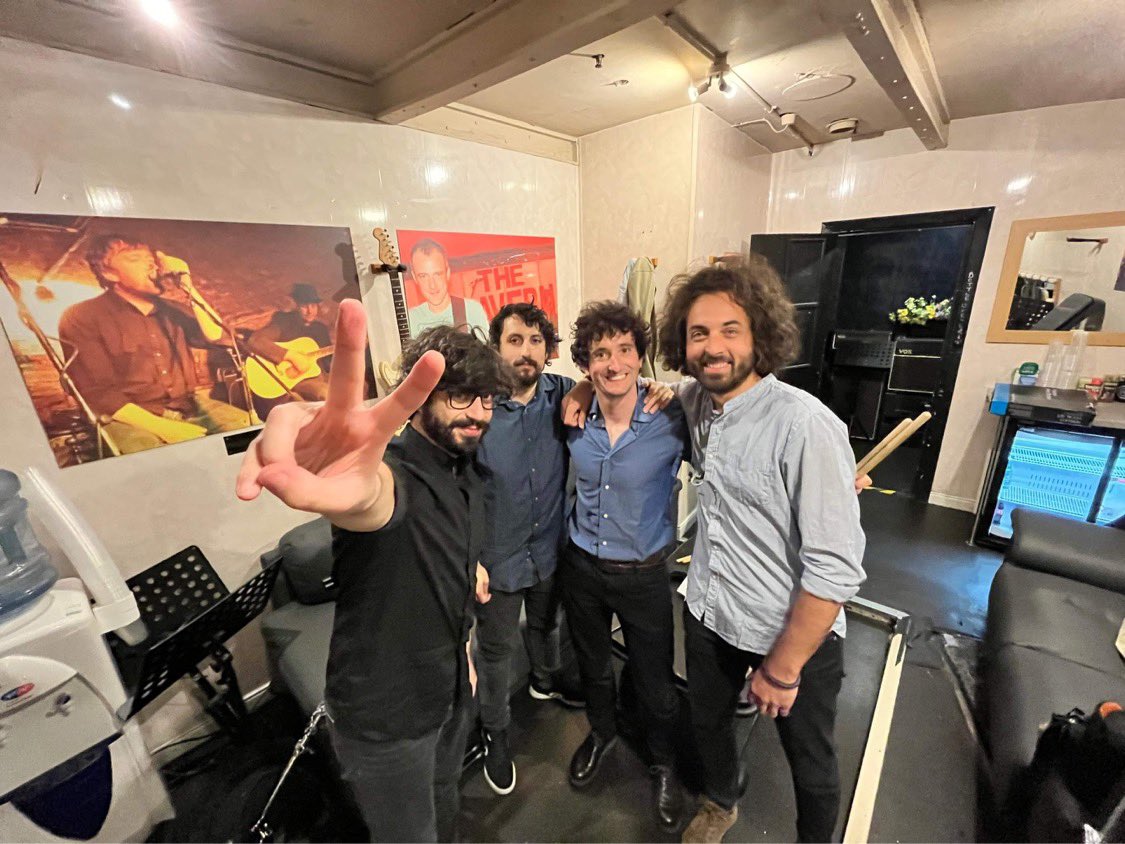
[
  {"x1": 690, "y1": 106, "x2": 771, "y2": 263},
  {"x1": 767, "y1": 98, "x2": 1125, "y2": 510},
  {"x1": 0, "y1": 37, "x2": 580, "y2": 747},
  {"x1": 579, "y1": 106, "x2": 695, "y2": 304}
]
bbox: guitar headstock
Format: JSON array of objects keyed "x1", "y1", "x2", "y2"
[{"x1": 372, "y1": 227, "x2": 402, "y2": 272}]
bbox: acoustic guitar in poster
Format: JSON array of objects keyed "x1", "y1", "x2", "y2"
[{"x1": 245, "y1": 338, "x2": 335, "y2": 399}]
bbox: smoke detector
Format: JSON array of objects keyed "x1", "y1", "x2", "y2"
[{"x1": 826, "y1": 117, "x2": 860, "y2": 136}]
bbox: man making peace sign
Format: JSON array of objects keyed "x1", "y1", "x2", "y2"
[{"x1": 237, "y1": 301, "x2": 515, "y2": 842}]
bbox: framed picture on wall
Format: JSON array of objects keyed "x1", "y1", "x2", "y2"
[
  {"x1": 395, "y1": 229, "x2": 558, "y2": 344},
  {"x1": 0, "y1": 213, "x2": 371, "y2": 467}
]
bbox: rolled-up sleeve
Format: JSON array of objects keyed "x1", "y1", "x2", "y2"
[{"x1": 782, "y1": 410, "x2": 866, "y2": 603}]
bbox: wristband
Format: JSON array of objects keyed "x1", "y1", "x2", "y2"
[{"x1": 759, "y1": 664, "x2": 800, "y2": 690}]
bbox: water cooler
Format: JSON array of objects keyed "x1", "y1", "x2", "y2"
[{"x1": 0, "y1": 467, "x2": 173, "y2": 841}]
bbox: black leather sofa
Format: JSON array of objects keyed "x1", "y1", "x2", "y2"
[{"x1": 983, "y1": 509, "x2": 1125, "y2": 816}]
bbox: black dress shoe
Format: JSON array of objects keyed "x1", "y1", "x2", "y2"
[
  {"x1": 650, "y1": 764, "x2": 684, "y2": 832},
  {"x1": 568, "y1": 731, "x2": 616, "y2": 788}
]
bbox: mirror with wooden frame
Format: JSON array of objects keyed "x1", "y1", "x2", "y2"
[{"x1": 987, "y1": 211, "x2": 1125, "y2": 345}]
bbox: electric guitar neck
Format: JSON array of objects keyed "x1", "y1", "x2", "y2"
[{"x1": 372, "y1": 227, "x2": 411, "y2": 350}]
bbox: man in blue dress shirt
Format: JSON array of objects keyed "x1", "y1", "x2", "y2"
[
  {"x1": 473, "y1": 302, "x2": 576, "y2": 796},
  {"x1": 561, "y1": 300, "x2": 688, "y2": 832}
]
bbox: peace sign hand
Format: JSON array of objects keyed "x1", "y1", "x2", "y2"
[{"x1": 236, "y1": 299, "x2": 442, "y2": 532}]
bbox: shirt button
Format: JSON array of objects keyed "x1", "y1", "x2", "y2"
[
  {"x1": 531, "y1": 468, "x2": 536, "y2": 473},
  {"x1": 604, "y1": 485, "x2": 610, "y2": 490},
  {"x1": 602, "y1": 513, "x2": 608, "y2": 518},
  {"x1": 601, "y1": 541, "x2": 607, "y2": 546}
]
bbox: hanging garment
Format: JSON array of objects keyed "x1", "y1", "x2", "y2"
[{"x1": 621, "y1": 257, "x2": 657, "y2": 378}]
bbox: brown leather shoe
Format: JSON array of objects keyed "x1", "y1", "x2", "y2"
[{"x1": 682, "y1": 798, "x2": 738, "y2": 843}]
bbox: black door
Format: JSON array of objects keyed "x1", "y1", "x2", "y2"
[{"x1": 749, "y1": 233, "x2": 842, "y2": 396}]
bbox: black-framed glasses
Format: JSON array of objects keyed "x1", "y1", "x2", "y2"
[{"x1": 446, "y1": 394, "x2": 495, "y2": 410}]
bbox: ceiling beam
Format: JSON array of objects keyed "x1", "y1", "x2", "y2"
[
  {"x1": 369, "y1": 0, "x2": 675, "y2": 124},
  {"x1": 822, "y1": 0, "x2": 950, "y2": 150}
]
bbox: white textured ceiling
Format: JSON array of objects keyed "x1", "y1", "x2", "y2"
[
  {"x1": 180, "y1": 0, "x2": 496, "y2": 77},
  {"x1": 917, "y1": 0, "x2": 1125, "y2": 119},
  {"x1": 460, "y1": 0, "x2": 1125, "y2": 149}
]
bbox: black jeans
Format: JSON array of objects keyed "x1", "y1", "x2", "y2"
[
  {"x1": 329, "y1": 689, "x2": 474, "y2": 842},
  {"x1": 474, "y1": 573, "x2": 562, "y2": 732},
  {"x1": 685, "y1": 608, "x2": 845, "y2": 843},
  {"x1": 560, "y1": 542, "x2": 678, "y2": 765}
]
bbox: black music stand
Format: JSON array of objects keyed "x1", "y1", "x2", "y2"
[{"x1": 114, "y1": 546, "x2": 280, "y2": 736}]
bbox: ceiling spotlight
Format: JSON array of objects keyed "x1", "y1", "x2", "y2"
[
  {"x1": 688, "y1": 77, "x2": 711, "y2": 102},
  {"x1": 140, "y1": 0, "x2": 179, "y2": 27},
  {"x1": 719, "y1": 75, "x2": 736, "y2": 99},
  {"x1": 108, "y1": 93, "x2": 132, "y2": 110}
]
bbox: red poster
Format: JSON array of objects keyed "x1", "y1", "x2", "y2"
[{"x1": 395, "y1": 230, "x2": 557, "y2": 343}]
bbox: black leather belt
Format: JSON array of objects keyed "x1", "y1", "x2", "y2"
[{"x1": 568, "y1": 541, "x2": 669, "y2": 574}]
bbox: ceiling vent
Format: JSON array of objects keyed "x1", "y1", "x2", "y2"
[{"x1": 826, "y1": 117, "x2": 860, "y2": 136}]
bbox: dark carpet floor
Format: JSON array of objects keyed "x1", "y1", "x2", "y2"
[{"x1": 152, "y1": 493, "x2": 1003, "y2": 842}]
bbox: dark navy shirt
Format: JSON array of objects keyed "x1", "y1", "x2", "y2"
[
  {"x1": 567, "y1": 386, "x2": 688, "y2": 561},
  {"x1": 477, "y1": 372, "x2": 575, "y2": 592}
]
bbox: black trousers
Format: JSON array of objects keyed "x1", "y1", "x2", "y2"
[
  {"x1": 559, "y1": 542, "x2": 678, "y2": 765},
  {"x1": 329, "y1": 690, "x2": 474, "y2": 842},
  {"x1": 474, "y1": 573, "x2": 562, "y2": 731},
  {"x1": 684, "y1": 607, "x2": 845, "y2": 843}
]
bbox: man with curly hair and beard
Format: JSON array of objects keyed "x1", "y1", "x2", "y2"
[
  {"x1": 560, "y1": 300, "x2": 689, "y2": 833},
  {"x1": 236, "y1": 315, "x2": 514, "y2": 842},
  {"x1": 659, "y1": 257, "x2": 867, "y2": 844},
  {"x1": 563, "y1": 256, "x2": 869, "y2": 842}
]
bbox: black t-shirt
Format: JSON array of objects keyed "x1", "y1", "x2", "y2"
[{"x1": 325, "y1": 425, "x2": 486, "y2": 739}]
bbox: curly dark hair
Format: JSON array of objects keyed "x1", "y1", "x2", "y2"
[
  {"x1": 399, "y1": 325, "x2": 516, "y2": 400},
  {"x1": 570, "y1": 300, "x2": 649, "y2": 371},
  {"x1": 658, "y1": 255, "x2": 798, "y2": 377},
  {"x1": 487, "y1": 301, "x2": 560, "y2": 357}
]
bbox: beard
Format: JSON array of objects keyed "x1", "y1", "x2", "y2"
[
  {"x1": 510, "y1": 356, "x2": 543, "y2": 389},
  {"x1": 418, "y1": 403, "x2": 490, "y2": 456},
  {"x1": 686, "y1": 352, "x2": 756, "y2": 396}
]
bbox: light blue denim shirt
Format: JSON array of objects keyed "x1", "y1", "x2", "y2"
[{"x1": 678, "y1": 374, "x2": 866, "y2": 654}]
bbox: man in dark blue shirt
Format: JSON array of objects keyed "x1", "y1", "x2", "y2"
[
  {"x1": 473, "y1": 302, "x2": 576, "y2": 796},
  {"x1": 561, "y1": 300, "x2": 688, "y2": 833}
]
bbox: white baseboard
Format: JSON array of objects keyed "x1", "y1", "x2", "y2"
[{"x1": 927, "y1": 492, "x2": 977, "y2": 513}]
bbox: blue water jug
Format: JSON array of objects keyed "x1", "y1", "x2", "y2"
[{"x1": 0, "y1": 469, "x2": 58, "y2": 622}]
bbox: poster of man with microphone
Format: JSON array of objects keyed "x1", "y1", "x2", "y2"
[{"x1": 0, "y1": 213, "x2": 365, "y2": 466}]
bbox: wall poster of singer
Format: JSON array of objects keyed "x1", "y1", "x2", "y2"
[
  {"x1": 0, "y1": 212, "x2": 367, "y2": 467},
  {"x1": 396, "y1": 229, "x2": 558, "y2": 341}
]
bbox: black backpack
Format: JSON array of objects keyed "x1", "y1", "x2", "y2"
[{"x1": 1015, "y1": 703, "x2": 1125, "y2": 841}]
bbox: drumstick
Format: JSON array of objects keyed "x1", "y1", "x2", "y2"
[
  {"x1": 855, "y1": 418, "x2": 912, "y2": 477},
  {"x1": 858, "y1": 412, "x2": 933, "y2": 477}
]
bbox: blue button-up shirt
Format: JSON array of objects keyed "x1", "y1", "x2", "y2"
[
  {"x1": 567, "y1": 386, "x2": 688, "y2": 561},
  {"x1": 477, "y1": 372, "x2": 574, "y2": 592},
  {"x1": 678, "y1": 374, "x2": 866, "y2": 653}
]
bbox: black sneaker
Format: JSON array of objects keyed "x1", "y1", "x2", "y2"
[
  {"x1": 529, "y1": 675, "x2": 585, "y2": 708},
  {"x1": 482, "y1": 729, "x2": 515, "y2": 795}
]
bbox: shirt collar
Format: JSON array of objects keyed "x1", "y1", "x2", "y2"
[
  {"x1": 588, "y1": 383, "x2": 656, "y2": 428},
  {"x1": 401, "y1": 423, "x2": 473, "y2": 476},
  {"x1": 497, "y1": 372, "x2": 555, "y2": 410},
  {"x1": 714, "y1": 372, "x2": 776, "y2": 415}
]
